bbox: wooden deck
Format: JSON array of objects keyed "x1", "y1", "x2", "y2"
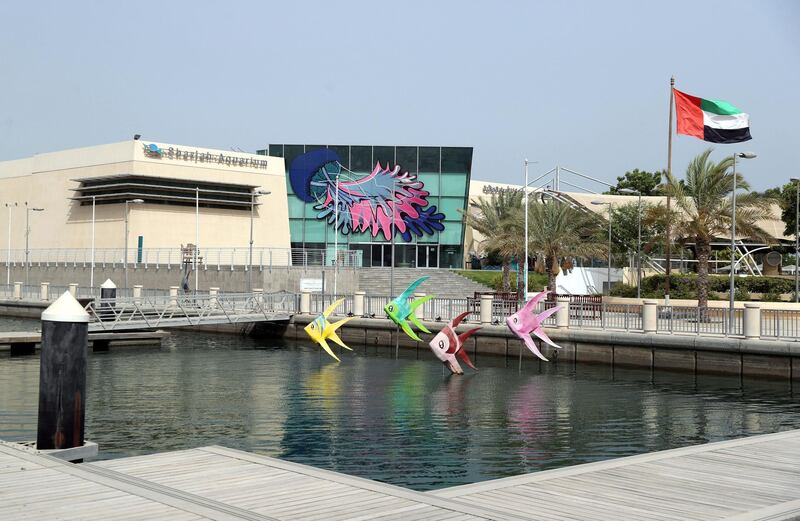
[
  {"x1": 0, "y1": 330, "x2": 169, "y2": 353},
  {"x1": 2, "y1": 430, "x2": 799, "y2": 520},
  {"x1": 434, "y1": 429, "x2": 800, "y2": 520}
]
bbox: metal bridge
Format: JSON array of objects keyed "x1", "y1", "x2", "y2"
[{"x1": 84, "y1": 292, "x2": 297, "y2": 332}]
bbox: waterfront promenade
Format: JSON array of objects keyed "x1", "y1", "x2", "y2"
[{"x1": 2, "y1": 429, "x2": 799, "y2": 520}]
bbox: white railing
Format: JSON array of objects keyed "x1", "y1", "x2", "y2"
[
  {"x1": 761, "y1": 309, "x2": 800, "y2": 340},
  {"x1": 0, "y1": 247, "x2": 363, "y2": 270}
]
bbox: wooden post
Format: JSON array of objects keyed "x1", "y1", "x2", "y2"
[{"x1": 37, "y1": 292, "x2": 90, "y2": 450}]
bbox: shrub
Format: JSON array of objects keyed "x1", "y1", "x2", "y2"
[
  {"x1": 762, "y1": 290, "x2": 783, "y2": 302},
  {"x1": 734, "y1": 287, "x2": 751, "y2": 301}
]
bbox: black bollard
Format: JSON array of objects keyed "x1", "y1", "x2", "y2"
[
  {"x1": 37, "y1": 291, "x2": 90, "y2": 450},
  {"x1": 100, "y1": 278, "x2": 116, "y2": 321}
]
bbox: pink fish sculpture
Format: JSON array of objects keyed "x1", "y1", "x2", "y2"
[
  {"x1": 428, "y1": 311, "x2": 480, "y2": 374},
  {"x1": 506, "y1": 291, "x2": 561, "y2": 361}
]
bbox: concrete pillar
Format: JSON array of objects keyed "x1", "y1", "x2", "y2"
[
  {"x1": 37, "y1": 291, "x2": 90, "y2": 450},
  {"x1": 744, "y1": 303, "x2": 761, "y2": 339},
  {"x1": 169, "y1": 286, "x2": 179, "y2": 307},
  {"x1": 480, "y1": 294, "x2": 493, "y2": 325},
  {"x1": 354, "y1": 291, "x2": 365, "y2": 317},
  {"x1": 13, "y1": 281, "x2": 22, "y2": 299},
  {"x1": 643, "y1": 299, "x2": 658, "y2": 333},
  {"x1": 300, "y1": 290, "x2": 311, "y2": 314},
  {"x1": 132, "y1": 285, "x2": 143, "y2": 305},
  {"x1": 413, "y1": 292, "x2": 426, "y2": 320},
  {"x1": 556, "y1": 295, "x2": 570, "y2": 329},
  {"x1": 40, "y1": 282, "x2": 50, "y2": 301},
  {"x1": 68, "y1": 283, "x2": 78, "y2": 297}
]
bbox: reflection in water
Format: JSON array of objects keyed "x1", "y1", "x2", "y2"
[{"x1": 0, "y1": 318, "x2": 798, "y2": 491}]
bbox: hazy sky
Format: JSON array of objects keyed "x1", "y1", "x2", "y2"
[{"x1": 1, "y1": 1, "x2": 797, "y2": 191}]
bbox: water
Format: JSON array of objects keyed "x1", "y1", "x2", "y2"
[{"x1": 1, "y1": 317, "x2": 799, "y2": 491}]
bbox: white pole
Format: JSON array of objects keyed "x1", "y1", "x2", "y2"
[
  {"x1": 195, "y1": 187, "x2": 199, "y2": 293},
  {"x1": 124, "y1": 200, "x2": 129, "y2": 289},
  {"x1": 390, "y1": 178, "x2": 396, "y2": 296},
  {"x1": 248, "y1": 191, "x2": 254, "y2": 292},
  {"x1": 637, "y1": 192, "x2": 642, "y2": 299},
  {"x1": 523, "y1": 159, "x2": 529, "y2": 299},
  {"x1": 90, "y1": 195, "x2": 95, "y2": 288},
  {"x1": 6, "y1": 203, "x2": 11, "y2": 285},
  {"x1": 729, "y1": 156, "x2": 737, "y2": 333},
  {"x1": 334, "y1": 173, "x2": 339, "y2": 297}
]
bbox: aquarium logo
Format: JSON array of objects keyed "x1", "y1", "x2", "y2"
[{"x1": 143, "y1": 143, "x2": 163, "y2": 158}]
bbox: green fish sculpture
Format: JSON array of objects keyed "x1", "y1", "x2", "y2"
[{"x1": 384, "y1": 277, "x2": 436, "y2": 341}]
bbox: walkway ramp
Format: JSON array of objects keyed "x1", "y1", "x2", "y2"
[
  {"x1": 433, "y1": 429, "x2": 800, "y2": 520},
  {"x1": 85, "y1": 292, "x2": 296, "y2": 332}
]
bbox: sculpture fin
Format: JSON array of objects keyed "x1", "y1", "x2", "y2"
[
  {"x1": 456, "y1": 347, "x2": 477, "y2": 371},
  {"x1": 450, "y1": 311, "x2": 472, "y2": 328},
  {"x1": 318, "y1": 338, "x2": 340, "y2": 362},
  {"x1": 328, "y1": 331, "x2": 353, "y2": 351},
  {"x1": 399, "y1": 320, "x2": 423, "y2": 342},
  {"x1": 322, "y1": 298, "x2": 346, "y2": 318},
  {"x1": 521, "y1": 334, "x2": 548, "y2": 361},
  {"x1": 457, "y1": 327, "x2": 481, "y2": 344},
  {"x1": 408, "y1": 312, "x2": 431, "y2": 334},
  {"x1": 532, "y1": 327, "x2": 561, "y2": 349}
]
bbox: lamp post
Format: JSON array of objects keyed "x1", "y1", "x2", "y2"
[
  {"x1": 729, "y1": 152, "x2": 756, "y2": 333},
  {"x1": 791, "y1": 177, "x2": 800, "y2": 303},
  {"x1": 123, "y1": 199, "x2": 144, "y2": 289},
  {"x1": 618, "y1": 188, "x2": 642, "y2": 298},
  {"x1": 592, "y1": 201, "x2": 612, "y2": 295},
  {"x1": 90, "y1": 195, "x2": 96, "y2": 288},
  {"x1": 248, "y1": 189, "x2": 270, "y2": 292},
  {"x1": 25, "y1": 203, "x2": 44, "y2": 284},
  {"x1": 195, "y1": 188, "x2": 199, "y2": 293},
  {"x1": 522, "y1": 159, "x2": 540, "y2": 299},
  {"x1": 5, "y1": 202, "x2": 16, "y2": 285},
  {"x1": 334, "y1": 172, "x2": 339, "y2": 296}
]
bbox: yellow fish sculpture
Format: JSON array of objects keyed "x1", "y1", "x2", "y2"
[{"x1": 304, "y1": 298, "x2": 354, "y2": 362}]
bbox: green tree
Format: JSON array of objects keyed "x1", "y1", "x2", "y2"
[
  {"x1": 662, "y1": 149, "x2": 772, "y2": 315},
  {"x1": 777, "y1": 182, "x2": 800, "y2": 237},
  {"x1": 609, "y1": 202, "x2": 662, "y2": 257},
  {"x1": 523, "y1": 200, "x2": 607, "y2": 293},
  {"x1": 605, "y1": 168, "x2": 665, "y2": 196},
  {"x1": 460, "y1": 189, "x2": 523, "y2": 292}
]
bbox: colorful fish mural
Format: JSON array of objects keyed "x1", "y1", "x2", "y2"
[{"x1": 289, "y1": 149, "x2": 445, "y2": 241}]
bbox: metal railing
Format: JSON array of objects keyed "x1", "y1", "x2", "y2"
[
  {"x1": 0, "y1": 247, "x2": 363, "y2": 269},
  {"x1": 85, "y1": 292, "x2": 298, "y2": 331},
  {"x1": 657, "y1": 305, "x2": 742, "y2": 336},
  {"x1": 761, "y1": 309, "x2": 800, "y2": 340}
]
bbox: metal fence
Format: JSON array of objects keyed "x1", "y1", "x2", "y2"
[
  {"x1": 0, "y1": 246, "x2": 363, "y2": 270},
  {"x1": 656, "y1": 305, "x2": 742, "y2": 336},
  {"x1": 761, "y1": 309, "x2": 800, "y2": 340}
]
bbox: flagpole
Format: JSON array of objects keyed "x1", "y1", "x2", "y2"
[{"x1": 665, "y1": 76, "x2": 674, "y2": 306}]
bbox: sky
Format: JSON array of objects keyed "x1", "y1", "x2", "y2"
[{"x1": 0, "y1": 0, "x2": 798, "y2": 191}]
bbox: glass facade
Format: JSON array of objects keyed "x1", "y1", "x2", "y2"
[{"x1": 258, "y1": 144, "x2": 472, "y2": 268}]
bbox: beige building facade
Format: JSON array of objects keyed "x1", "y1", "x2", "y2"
[{"x1": 0, "y1": 140, "x2": 290, "y2": 259}]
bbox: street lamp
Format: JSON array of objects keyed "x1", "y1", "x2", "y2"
[
  {"x1": 730, "y1": 152, "x2": 756, "y2": 333},
  {"x1": 248, "y1": 189, "x2": 271, "y2": 292},
  {"x1": 618, "y1": 188, "x2": 642, "y2": 298},
  {"x1": 25, "y1": 203, "x2": 44, "y2": 284},
  {"x1": 591, "y1": 201, "x2": 613, "y2": 295},
  {"x1": 334, "y1": 172, "x2": 340, "y2": 297},
  {"x1": 791, "y1": 177, "x2": 800, "y2": 303},
  {"x1": 5, "y1": 202, "x2": 17, "y2": 285},
  {"x1": 123, "y1": 199, "x2": 144, "y2": 289},
  {"x1": 522, "y1": 159, "x2": 541, "y2": 299},
  {"x1": 90, "y1": 195, "x2": 96, "y2": 288}
]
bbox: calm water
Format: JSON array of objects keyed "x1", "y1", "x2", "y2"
[{"x1": 1, "y1": 317, "x2": 799, "y2": 491}]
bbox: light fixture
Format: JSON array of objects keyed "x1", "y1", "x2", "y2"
[{"x1": 133, "y1": 134, "x2": 141, "y2": 140}]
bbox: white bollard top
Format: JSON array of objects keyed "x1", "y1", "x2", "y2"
[
  {"x1": 101, "y1": 279, "x2": 116, "y2": 289},
  {"x1": 41, "y1": 291, "x2": 90, "y2": 323}
]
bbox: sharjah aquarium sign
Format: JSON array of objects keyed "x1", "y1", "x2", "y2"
[
  {"x1": 482, "y1": 185, "x2": 518, "y2": 194},
  {"x1": 142, "y1": 143, "x2": 269, "y2": 170}
]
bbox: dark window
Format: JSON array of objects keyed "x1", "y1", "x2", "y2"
[
  {"x1": 267, "y1": 144, "x2": 284, "y2": 157},
  {"x1": 305, "y1": 145, "x2": 327, "y2": 153},
  {"x1": 283, "y1": 145, "x2": 306, "y2": 173},
  {"x1": 328, "y1": 145, "x2": 350, "y2": 169},
  {"x1": 418, "y1": 147, "x2": 441, "y2": 172},
  {"x1": 396, "y1": 146, "x2": 418, "y2": 173},
  {"x1": 372, "y1": 146, "x2": 395, "y2": 169},
  {"x1": 351, "y1": 146, "x2": 373, "y2": 172},
  {"x1": 256, "y1": 148, "x2": 270, "y2": 156},
  {"x1": 441, "y1": 147, "x2": 473, "y2": 173}
]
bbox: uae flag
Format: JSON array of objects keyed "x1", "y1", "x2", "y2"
[{"x1": 673, "y1": 88, "x2": 752, "y2": 143}]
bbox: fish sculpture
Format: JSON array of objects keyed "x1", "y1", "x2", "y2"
[
  {"x1": 506, "y1": 291, "x2": 561, "y2": 361},
  {"x1": 428, "y1": 311, "x2": 480, "y2": 374},
  {"x1": 304, "y1": 298, "x2": 354, "y2": 362},
  {"x1": 384, "y1": 277, "x2": 435, "y2": 341}
]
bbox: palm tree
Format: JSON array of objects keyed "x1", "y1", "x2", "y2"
[
  {"x1": 460, "y1": 189, "x2": 523, "y2": 291},
  {"x1": 661, "y1": 149, "x2": 772, "y2": 314},
  {"x1": 524, "y1": 199, "x2": 607, "y2": 293}
]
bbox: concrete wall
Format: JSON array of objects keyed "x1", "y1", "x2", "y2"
[
  {"x1": 2, "y1": 265, "x2": 359, "y2": 293},
  {"x1": 287, "y1": 315, "x2": 800, "y2": 381}
]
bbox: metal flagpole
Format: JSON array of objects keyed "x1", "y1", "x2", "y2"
[
  {"x1": 729, "y1": 156, "x2": 737, "y2": 333},
  {"x1": 6, "y1": 203, "x2": 12, "y2": 285},
  {"x1": 665, "y1": 76, "x2": 674, "y2": 306}
]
